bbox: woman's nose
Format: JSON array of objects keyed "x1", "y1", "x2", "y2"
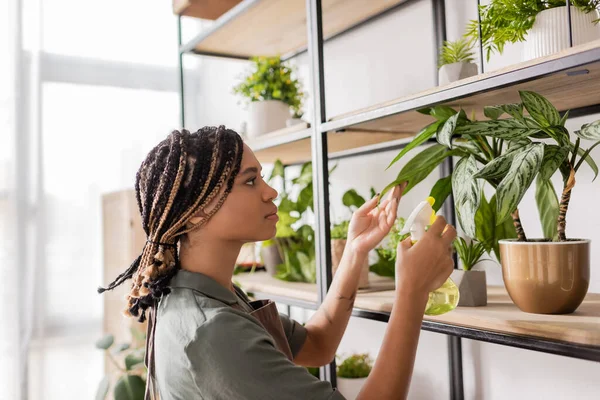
[{"x1": 264, "y1": 184, "x2": 278, "y2": 201}]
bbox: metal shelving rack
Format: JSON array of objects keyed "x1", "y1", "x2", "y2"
[{"x1": 176, "y1": 1, "x2": 600, "y2": 399}]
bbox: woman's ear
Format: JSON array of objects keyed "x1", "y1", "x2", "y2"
[{"x1": 188, "y1": 209, "x2": 208, "y2": 226}]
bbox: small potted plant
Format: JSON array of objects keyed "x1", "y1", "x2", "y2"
[
  {"x1": 95, "y1": 327, "x2": 147, "y2": 400},
  {"x1": 438, "y1": 38, "x2": 478, "y2": 85},
  {"x1": 451, "y1": 237, "x2": 488, "y2": 307},
  {"x1": 466, "y1": 0, "x2": 600, "y2": 62},
  {"x1": 382, "y1": 90, "x2": 600, "y2": 314},
  {"x1": 233, "y1": 56, "x2": 305, "y2": 138},
  {"x1": 336, "y1": 353, "x2": 373, "y2": 400},
  {"x1": 331, "y1": 189, "x2": 370, "y2": 289}
]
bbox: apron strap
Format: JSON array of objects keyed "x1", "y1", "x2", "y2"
[{"x1": 144, "y1": 305, "x2": 160, "y2": 400}]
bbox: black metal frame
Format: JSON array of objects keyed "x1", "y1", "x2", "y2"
[{"x1": 177, "y1": 1, "x2": 599, "y2": 399}]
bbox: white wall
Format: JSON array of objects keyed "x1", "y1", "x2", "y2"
[{"x1": 194, "y1": 1, "x2": 600, "y2": 399}]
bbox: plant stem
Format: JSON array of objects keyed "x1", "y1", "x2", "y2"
[
  {"x1": 511, "y1": 209, "x2": 527, "y2": 242},
  {"x1": 557, "y1": 168, "x2": 576, "y2": 242},
  {"x1": 106, "y1": 351, "x2": 126, "y2": 373}
]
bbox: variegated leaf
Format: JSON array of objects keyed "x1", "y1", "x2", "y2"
[
  {"x1": 538, "y1": 145, "x2": 569, "y2": 181},
  {"x1": 437, "y1": 111, "x2": 461, "y2": 148},
  {"x1": 483, "y1": 103, "x2": 524, "y2": 121},
  {"x1": 571, "y1": 142, "x2": 599, "y2": 181},
  {"x1": 496, "y1": 143, "x2": 545, "y2": 224},
  {"x1": 484, "y1": 106, "x2": 504, "y2": 120},
  {"x1": 575, "y1": 120, "x2": 600, "y2": 140},
  {"x1": 455, "y1": 119, "x2": 537, "y2": 140},
  {"x1": 417, "y1": 105, "x2": 457, "y2": 120},
  {"x1": 473, "y1": 148, "x2": 523, "y2": 181},
  {"x1": 508, "y1": 137, "x2": 532, "y2": 149},
  {"x1": 559, "y1": 110, "x2": 570, "y2": 126},
  {"x1": 535, "y1": 177, "x2": 559, "y2": 241},
  {"x1": 452, "y1": 156, "x2": 482, "y2": 238},
  {"x1": 519, "y1": 91, "x2": 560, "y2": 127},
  {"x1": 386, "y1": 120, "x2": 443, "y2": 170}
]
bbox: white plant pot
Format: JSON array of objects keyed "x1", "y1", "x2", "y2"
[
  {"x1": 286, "y1": 117, "x2": 304, "y2": 127},
  {"x1": 523, "y1": 6, "x2": 600, "y2": 61},
  {"x1": 438, "y1": 62, "x2": 478, "y2": 86},
  {"x1": 336, "y1": 377, "x2": 367, "y2": 400},
  {"x1": 247, "y1": 100, "x2": 290, "y2": 138}
]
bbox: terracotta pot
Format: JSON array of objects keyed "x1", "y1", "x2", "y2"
[
  {"x1": 331, "y1": 239, "x2": 369, "y2": 289},
  {"x1": 260, "y1": 242, "x2": 283, "y2": 276},
  {"x1": 499, "y1": 239, "x2": 590, "y2": 314},
  {"x1": 336, "y1": 377, "x2": 367, "y2": 400}
]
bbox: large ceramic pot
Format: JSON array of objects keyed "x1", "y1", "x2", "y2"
[
  {"x1": 336, "y1": 377, "x2": 367, "y2": 400},
  {"x1": 499, "y1": 239, "x2": 590, "y2": 314},
  {"x1": 247, "y1": 100, "x2": 290, "y2": 138},
  {"x1": 523, "y1": 6, "x2": 600, "y2": 61},
  {"x1": 331, "y1": 239, "x2": 369, "y2": 289}
]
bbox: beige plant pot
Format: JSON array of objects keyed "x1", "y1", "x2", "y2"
[
  {"x1": 331, "y1": 239, "x2": 369, "y2": 289},
  {"x1": 336, "y1": 377, "x2": 367, "y2": 400},
  {"x1": 523, "y1": 6, "x2": 600, "y2": 61},
  {"x1": 247, "y1": 100, "x2": 290, "y2": 138},
  {"x1": 499, "y1": 239, "x2": 590, "y2": 314}
]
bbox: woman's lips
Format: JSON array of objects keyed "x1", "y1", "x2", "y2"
[{"x1": 265, "y1": 213, "x2": 279, "y2": 221}]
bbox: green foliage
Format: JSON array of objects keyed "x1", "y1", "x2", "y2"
[
  {"x1": 95, "y1": 326, "x2": 147, "y2": 400},
  {"x1": 370, "y1": 218, "x2": 410, "y2": 277},
  {"x1": 330, "y1": 189, "x2": 368, "y2": 240},
  {"x1": 454, "y1": 237, "x2": 486, "y2": 271},
  {"x1": 466, "y1": 0, "x2": 600, "y2": 61},
  {"x1": 233, "y1": 56, "x2": 305, "y2": 116},
  {"x1": 331, "y1": 220, "x2": 350, "y2": 240},
  {"x1": 384, "y1": 90, "x2": 600, "y2": 251},
  {"x1": 336, "y1": 353, "x2": 373, "y2": 379},
  {"x1": 307, "y1": 366, "x2": 320, "y2": 378},
  {"x1": 438, "y1": 38, "x2": 475, "y2": 68}
]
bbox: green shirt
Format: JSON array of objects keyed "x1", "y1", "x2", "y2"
[{"x1": 154, "y1": 269, "x2": 345, "y2": 400}]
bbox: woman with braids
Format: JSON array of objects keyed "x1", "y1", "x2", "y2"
[{"x1": 99, "y1": 126, "x2": 456, "y2": 400}]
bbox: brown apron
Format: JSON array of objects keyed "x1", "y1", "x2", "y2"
[{"x1": 144, "y1": 289, "x2": 293, "y2": 399}]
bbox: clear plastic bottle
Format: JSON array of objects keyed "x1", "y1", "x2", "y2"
[{"x1": 399, "y1": 197, "x2": 459, "y2": 316}]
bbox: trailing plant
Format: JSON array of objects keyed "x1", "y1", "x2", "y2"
[
  {"x1": 466, "y1": 0, "x2": 600, "y2": 61},
  {"x1": 95, "y1": 326, "x2": 147, "y2": 400},
  {"x1": 336, "y1": 353, "x2": 373, "y2": 379},
  {"x1": 438, "y1": 38, "x2": 476, "y2": 68},
  {"x1": 382, "y1": 90, "x2": 600, "y2": 259},
  {"x1": 233, "y1": 56, "x2": 305, "y2": 116},
  {"x1": 454, "y1": 237, "x2": 487, "y2": 271}
]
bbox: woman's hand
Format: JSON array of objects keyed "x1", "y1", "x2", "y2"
[{"x1": 345, "y1": 183, "x2": 406, "y2": 257}]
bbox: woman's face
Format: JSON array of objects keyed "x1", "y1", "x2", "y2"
[{"x1": 193, "y1": 144, "x2": 279, "y2": 243}]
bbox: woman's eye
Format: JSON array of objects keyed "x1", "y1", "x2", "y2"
[{"x1": 246, "y1": 177, "x2": 257, "y2": 186}]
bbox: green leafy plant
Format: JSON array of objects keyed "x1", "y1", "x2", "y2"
[
  {"x1": 95, "y1": 326, "x2": 147, "y2": 400},
  {"x1": 233, "y1": 56, "x2": 305, "y2": 116},
  {"x1": 382, "y1": 91, "x2": 600, "y2": 260},
  {"x1": 438, "y1": 38, "x2": 476, "y2": 68},
  {"x1": 370, "y1": 217, "x2": 410, "y2": 277},
  {"x1": 454, "y1": 237, "x2": 487, "y2": 271},
  {"x1": 330, "y1": 189, "x2": 368, "y2": 240},
  {"x1": 466, "y1": 0, "x2": 600, "y2": 61},
  {"x1": 336, "y1": 353, "x2": 373, "y2": 379}
]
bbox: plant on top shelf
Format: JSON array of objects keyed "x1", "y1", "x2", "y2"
[
  {"x1": 233, "y1": 56, "x2": 305, "y2": 137},
  {"x1": 465, "y1": 0, "x2": 600, "y2": 61},
  {"x1": 438, "y1": 38, "x2": 476, "y2": 68},
  {"x1": 381, "y1": 90, "x2": 600, "y2": 314}
]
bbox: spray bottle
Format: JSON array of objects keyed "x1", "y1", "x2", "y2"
[{"x1": 399, "y1": 197, "x2": 459, "y2": 316}]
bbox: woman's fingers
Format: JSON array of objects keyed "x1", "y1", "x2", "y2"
[
  {"x1": 354, "y1": 193, "x2": 380, "y2": 217},
  {"x1": 441, "y1": 224, "x2": 457, "y2": 246}
]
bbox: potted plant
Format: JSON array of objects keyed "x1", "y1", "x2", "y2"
[
  {"x1": 466, "y1": 0, "x2": 600, "y2": 62},
  {"x1": 331, "y1": 189, "x2": 371, "y2": 289},
  {"x1": 370, "y1": 217, "x2": 409, "y2": 278},
  {"x1": 382, "y1": 90, "x2": 600, "y2": 314},
  {"x1": 451, "y1": 237, "x2": 488, "y2": 307},
  {"x1": 336, "y1": 353, "x2": 373, "y2": 400},
  {"x1": 233, "y1": 56, "x2": 305, "y2": 138},
  {"x1": 438, "y1": 38, "x2": 478, "y2": 85},
  {"x1": 95, "y1": 327, "x2": 147, "y2": 400}
]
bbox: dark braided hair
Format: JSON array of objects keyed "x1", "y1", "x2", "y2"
[{"x1": 98, "y1": 126, "x2": 244, "y2": 322}]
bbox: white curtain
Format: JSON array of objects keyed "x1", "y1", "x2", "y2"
[{"x1": 1, "y1": 1, "x2": 202, "y2": 398}]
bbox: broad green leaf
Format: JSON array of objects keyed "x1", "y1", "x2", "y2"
[
  {"x1": 296, "y1": 251, "x2": 316, "y2": 283},
  {"x1": 293, "y1": 162, "x2": 312, "y2": 185},
  {"x1": 546, "y1": 125, "x2": 570, "y2": 146},
  {"x1": 574, "y1": 140, "x2": 600, "y2": 181},
  {"x1": 417, "y1": 105, "x2": 457, "y2": 120},
  {"x1": 559, "y1": 110, "x2": 570, "y2": 127},
  {"x1": 496, "y1": 143, "x2": 545, "y2": 224},
  {"x1": 484, "y1": 106, "x2": 504, "y2": 120},
  {"x1": 342, "y1": 189, "x2": 366, "y2": 209},
  {"x1": 474, "y1": 192, "x2": 495, "y2": 254},
  {"x1": 571, "y1": 142, "x2": 599, "y2": 180},
  {"x1": 95, "y1": 335, "x2": 114, "y2": 350},
  {"x1": 501, "y1": 103, "x2": 525, "y2": 120},
  {"x1": 493, "y1": 211, "x2": 518, "y2": 261},
  {"x1": 275, "y1": 211, "x2": 299, "y2": 238},
  {"x1": 370, "y1": 187, "x2": 377, "y2": 198},
  {"x1": 453, "y1": 139, "x2": 481, "y2": 155},
  {"x1": 508, "y1": 137, "x2": 532, "y2": 149},
  {"x1": 519, "y1": 91, "x2": 560, "y2": 127},
  {"x1": 386, "y1": 120, "x2": 443, "y2": 170},
  {"x1": 296, "y1": 184, "x2": 313, "y2": 214},
  {"x1": 125, "y1": 353, "x2": 145, "y2": 371},
  {"x1": 437, "y1": 111, "x2": 461, "y2": 148},
  {"x1": 452, "y1": 156, "x2": 482, "y2": 238},
  {"x1": 455, "y1": 119, "x2": 537, "y2": 140},
  {"x1": 538, "y1": 145, "x2": 569, "y2": 181},
  {"x1": 575, "y1": 120, "x2": 600, "y2": 140},
  {"x1": 429, "y1": 176, "x2": 452, "y2": 213},
  {"x1": 473, "y1": 148, "x2": 522, "y2": 181},
  {"x1": 113, "y1": 375, "x2": 145, "y2": 400},
  {"x1": 95, "y1": 376, "x2": 110, "y2": 400},
  {"x1": 535, "y1": 178, "x2": 559, "y2": 241},
  {"x1": 267, "y1": 159, "x2": 285, "y2": 182}
]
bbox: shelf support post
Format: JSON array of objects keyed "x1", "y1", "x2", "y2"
[
  {"x1": 432, "y1": 0, "x2": 447, "y2": 85},
  {"x1": 177, "y1": 15, "x2": 186, "y2": 128},
  {"x1": 566, "y1": 0, "x2": 573, "y2": 48}
]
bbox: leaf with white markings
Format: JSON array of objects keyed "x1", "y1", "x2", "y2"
[
  {"x1": 535, "y1": 177, "x2": 559, "y2": 241},
  {"x1": 519, "y1": 91, "x2": 560, "y2": 127},
  {"x1": 386, "y1": 120, "x2": 443, "y2": 170},
  {"x1": 452, "y1": 156, "x2": 482, "y2": 238},
  {"x1": 473, "y1": 147, "x2": 523, "y2": 181},
  {"x1": 575, "y1": 120, "x2": 600, "y2": 140},
  {"x1": 483, "y1": 103, "x2": 524, "y2": 121},
  {"x1": 538, "y1": 145, "x2": 569, "y2": 181},
  {"x1": 508, "y1": 137, "x2": 532, "y2": 149},
  {"x1": 455, "y1": 119, "x2": 537, "y2": 140},
  {"x1": 496, "y1": 143, "x2": 545, "y2": 224},
  {"x1": 437, "y1": 111, "x2": 461, "y2": 148}
]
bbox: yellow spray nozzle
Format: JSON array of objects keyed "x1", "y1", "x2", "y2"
[{"x1": 426, "y1": 197, "x2": 437, "y2": 225}]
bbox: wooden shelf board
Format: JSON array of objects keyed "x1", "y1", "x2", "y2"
[
  {"x1": 247, "y1": 124, "x2": 412, "y2": 164},
  {"x1": 187, "y1": 0, "x2": 406, "y2": 58},
  {"x1": 326, "y1": 40, "x2": 600, "y2": 133},
  {"x1": 234, "y1": 272, "x2": 600, "y2": 347}
]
